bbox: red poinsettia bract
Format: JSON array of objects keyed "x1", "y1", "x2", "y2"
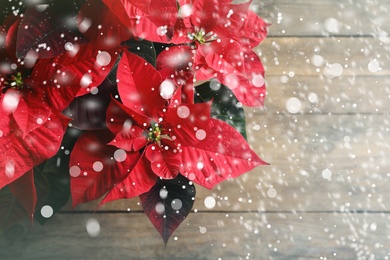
[
  {"x1": 101, "y1": 0, "x2": 178, "y2": 42},
  {"x1": 157, "y1": 0, "x2": 269, "y2": 107},
  {"x1": 78, "y1": 0, "x2": 134, "y2": 50},
  {"x1": 70, "y1": 51, "x2": 266, "y2": 207},
  {"x1": 0, "y1": 14, "x2": 119, "y2": 219}
]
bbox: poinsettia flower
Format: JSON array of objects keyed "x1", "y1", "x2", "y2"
[
  {"x1": 0, "y1": 14, "x2": 118, "y2": 190},
  {"x1": 172, "y1": 0, "x2": 267, "y2": 49},
  {"x1": 110, "y1": 50, "x2": 267, "y2": 190},
  {"x1": 101, "y1": 0, "x2": 178, "y2": 42},
  {"x1": 70, "y1": 50, "x2": 266, "y2": 207},
  {"x1": 157, "y1": 0, "x2": 268, "y2": 107}
]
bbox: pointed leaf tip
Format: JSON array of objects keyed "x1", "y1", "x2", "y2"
[{"x1": 139, "y1": 174, "x2": 196, "y2": 244}]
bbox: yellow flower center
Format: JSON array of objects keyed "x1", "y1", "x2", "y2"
[
  {"x1": 148, "y1": 124, "x2": 162, "y2": 142},
  {"x1": 2, "y1": 72, "x2": 24, "y2": 93}
]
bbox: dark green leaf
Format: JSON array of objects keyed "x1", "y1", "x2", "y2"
[
  {"x1": 16, "y1": 2, "x2": 87, "y2": 59},
  {"x1": 195, "y1": 80, "x2": 247, "y2": 139},
  {"x1": 105, "y1": 54, "x2": 121, "y2": 86},
  {"x1": 63, "y1": 79, "x2": 117, "y2": 130},
  {"x1": 0, "y1": 168, "x2": 48, "y2": 233},
  {"x1": 123, "y1": 39, "x2": 157, "y2": 67},
  {"x1": 34, "y1": 127, "x2": 83, "y2": 224},
  {"x1": 0, "y1": 186, "x2": 28, "y2": 233},
  {"x1": 139, "y1": 175, "x2": 196, "y2": 245}
]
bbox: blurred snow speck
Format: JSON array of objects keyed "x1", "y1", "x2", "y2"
[
  {"x1": 204, "y1": 196, "x2": 216, "y2": 209},
  {"x1": 368, "y1": 59, "x2": 380, "y2": 72},
  {"x1": 160, "y1": 79, "x2": 176, "y2": 99},
  {"x1": 5, "y1": 161, "x2": 15, "y2": 179},
  {"x1": 114, "y1": 149, "x2": 127, "y2": 162},
  {"x1": 177, "y1": 106, "x2": 190, "y2": 119},
  {"x1": 324, "y1": 18, "x2": 340, "y2": 33},
  {"x1": 286, "y1": 97, "x2": 302, "y2": 114},
  {"x1": 171, "y1": 199, "x2": 183, "y2": 210},
  {"x1": 41, "y1": 205, "x2": 54, "y2": 218},
  {"x1": 322, "y1": 168, "x2": 332, "y2": 180},
  {"x1": 69, "y1": 165, "x2": 81, "y2": 177},
  {"x1": 199, "y1": 226, "x2": 207, "y2": 234},
  {"x1": 86, "y1": 218, "x2": 101, "y2": 237},
  {"x1": 96, "y1": 51, "x2": 112, "y2": 67},
  {"x1": 311, "y1": 54, "x2": 325, "y2": 67},
  {"x1": 323, "y1": 63, "x2": 343, "y2": 78},
  {"x1": 267, "y1": 187, "x2": 277, "y2": 198}
]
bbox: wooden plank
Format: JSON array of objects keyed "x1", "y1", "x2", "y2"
[
  {"x1": 259, "y1": 76, "x2": 390, "y2": 114},
  {"x1": 252, "y1": 0, "x2": 390, "y2": 37},
  {"x1": 57, "y1": 114, "x2": 390, "y2": 213},
  {"x1": 2, "y1": 212, "x2": 390, "y2": 259},
  {"x1": 256, "y1": 37, "x2": 390, "y2": 77},
  {"x1": 245, "y1": 113, "x2": 390, "y2": 211}
]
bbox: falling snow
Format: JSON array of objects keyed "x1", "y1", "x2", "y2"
[{"x1": 1, "y1": 0, "x2": 390, "y2": 259}]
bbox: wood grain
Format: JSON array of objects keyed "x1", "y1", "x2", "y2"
[
  {"x1": 2, "y1": 212, "x2": 389, "y2": 259},
  {"x1": 2, "y1": 0, "x2": 390, "y2": 259},
  {"x1": 260, "y1": 76, "x2": 390, "y2": 114},
  {"x1": 257, "y1": 37, "x2": 390, "y2": 77},
  {"x1": 254, "y1": 0, "x2": 390, "y2": 37}
]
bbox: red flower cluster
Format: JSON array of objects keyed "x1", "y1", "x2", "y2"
[{"x1": 0, "y1": 0, "x2": 268, "y2": 241}]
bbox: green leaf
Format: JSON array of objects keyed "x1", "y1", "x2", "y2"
[
  {"x1": 0, "y1": 186, "x2": 27, "y2": 233},
  {"x1": 34, "y1": 127, "x2": 83, "y2": 224},
  {"x1": 0, "y1": 167, "x2": 48, "y2": 234},
  {"x1": 105, "y1": 39, "x2": 157, "y2": 87},
  {"x1": 105, "y1": 55, "x2": 121, "y2": 86},
  {"x1": 123, "y1": 39, "x2": 157, "y2": 67},
  {"x1": 194, "y1": 80, "x2": 247, "y2": 139},
  {"x1": 139, "y1": 175, "x2": 196, "y2": 245}
]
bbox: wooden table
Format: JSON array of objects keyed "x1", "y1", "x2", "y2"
[{"x1": 2, "y1": 0, "x2": 390, "y2": 259}]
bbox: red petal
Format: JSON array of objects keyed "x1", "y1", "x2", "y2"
[
  {"x1": 203, "y1": 40, "x2": 245, "y2": 75},
  {"x1": 108, "y1": 127, "x2": 148, "y2": 151},
  {"x1": 213, "y1": 1, "x2": 251, "y2": 39},
  {"x1": 196, "y1": 47, "x2": 266, "y2": 107},
  {"x1": 220, "y1": 51, "x2": 266, "y2": 107},
  {"x1": 164, "y1": 102, "x2": 212, "y2": 146},
  {"x1": 190, "y1": 0, "x2": 219, "y2": 32},
  {"x1": 180, "y1": 118, "x2": 267, "y2": 189},
  {"x1": 70, "y1": 129, "x2": 140, "y2": 208},
  {"x1": 9, "y1": 169, "x2": 36, "y2": 222},
  {"x1": 233, "y1": 10, "x2": 269, "y2": 50},
  {"x1": 4, "y1": 18, "x2": 19, "y2": 61},
  {"x1": 117, "y1": 50, "x2": 165, "y2": 117},
  {"x1": 213, "y1": 3, "x2": 269, "y2": 50},
  {"x1": 145, "y1": 144, "x2": 180, "y2": 179},
  {"x1": 106, "y1": 97, "x2": 151, "y2": 134},
  {"x1": 78, "y1": 0, "x2": 133, "y2": 49},
  {"x1": 102, "y1": 0, "x2": 177, "y2": 42},
  {"x1": 156, "y1": 45, "x2": 194, "y2": 72},
  {"x1": 170, "y1": 18, "x2": 192, "y2": 44},
  {"x1": 101, "y1": 155, "x2": 157, "y2": 204},
  {"x1": 146, "y1": 0, "x2": 179, "y2": 31},
  {"x1": 156, "y1": 45, "x2": 196, "y2": 102},
  {"x1": 0, "y1": 111, "x2": 69, "y2": 189},
  {"x1": 7, "y1": 91, "x2": 28, "y2": 134},
  {"x1": 32, "y1": 43, "x2": 120, "y2": 111},
  {"x1": 12, "y1": 90, "x2": 52, "y2": 137}
]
